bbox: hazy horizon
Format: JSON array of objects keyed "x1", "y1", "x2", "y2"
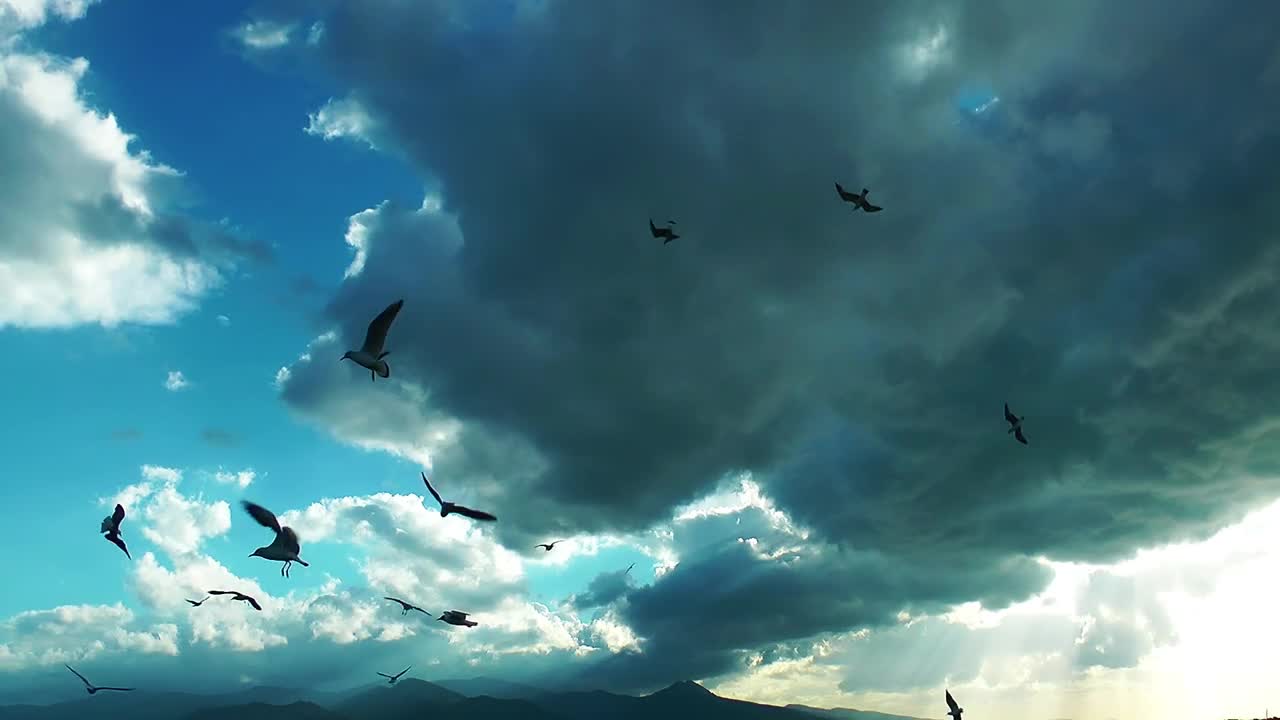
[{"x1": 2, "y1": 1, "x2": 1280, "y2": 719}]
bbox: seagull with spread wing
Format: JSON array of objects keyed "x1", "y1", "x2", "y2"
[
  {"x1": 100, "y1": 504, "x2": 130, "y2": 559},
  {"x1": 1004, "y1": 402, "x2": 1028, "y2": 445},
  {"x1": 377, "y1": 666, "x2": 412, "y2": 685},
  {"x1": 421, "y1": 472, "x2": 497, "y2": 522},
  {"x1": 185, "y1": 596, "x2": 209, "y2": 607},
  {"x1": 65, "y1": 665, "x2": 133, "y2": 695},
  {"x1": 242, "y1": 501, "x2": 310, "y2": 577},
  {"x1": 384, "y1": 596, "x2": 430, "y2": 616},
  {"x1": 834, "y1": 182, "x2": 883, "y2": 212},
  {"x1": 341, "y1": 299, "x2": 404, "y2": 382},
  {"x1": 534, "y1": 541, "x2": 562, "y2": 552},
  {"x1": 946, "y1": 689, "x2": 964, "y2": 719},
  {"x1": 209, "y1": 590, "x2": 263, "y2": 611}
]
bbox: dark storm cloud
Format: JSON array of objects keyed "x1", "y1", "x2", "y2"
[
  {"x1": 269, "y1": 0, "x2": 1280, "y2": 688},
  {"x1": 570, "y1": 568, "x2": 635, "y2": 611}
]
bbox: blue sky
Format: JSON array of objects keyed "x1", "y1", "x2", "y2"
[{"x1": 3, "y1": 2, "x2": 1280, "y2": 719}]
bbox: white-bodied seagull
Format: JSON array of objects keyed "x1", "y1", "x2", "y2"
[
  {"x1": 341, "y1": 299, "x2": 404, "y2": 382},
  {"x1": 384, "y1": 596, "x2": 430, "y2": 616},
  {"x1": 1004, "y1": 402, "x2": 1028, "y2": 445},
  {"x1": 243, "y1": 501, "x2": 309, "y2": 577},
  {"x1": 100, "y1": 504, "x2": 130, "y2": 559},
  {"x1": 377, "y1": 666, "x2": 412, "y2": 685},
  {"x1": 65, "y1": 665, "x2": 133, "y2": 695},
  {"x1": 421, "y1": 472, "x2": 497, "y2": 522},
  {"x1": 209, "y1": 589, "x2": 263, "y2": 611}
]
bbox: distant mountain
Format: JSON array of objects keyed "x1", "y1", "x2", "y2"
[
  {"x1": 0, "y1": 677, "x2": 924, "y2": 720},
  {"x1": 788, "y1": 703, "x2": 929, "y2": 720},
  {"x1": 434, "y1": 676, "x2": 548, "y2": 700},
  {"x1": 186, "y1": 701, "x2": 345, "y2": 720}
]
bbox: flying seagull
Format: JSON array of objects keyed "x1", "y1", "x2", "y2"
[
  {"x1": 65, "y1": 665, "x2": 133, "y2": 695},
  {"x1": 438, "y1": 610, "x2": 478, "y2": 627},
  {"x1": 185, "y1": 596, "x2": 210, "y2": 607},
  {"x1": 100, "y1": 504, "x2": 130, "y2": 559},
  {"x1": 421, "y1": 472, "x2": 497, "y2": 522},
  {"x1": 649, "y1": 218, "x2": 680, "y2": 244},
  {"x1": 946, "y1": 689, "x2": 963, "y2": 719},
  {"x1": 1004, "y1": 402, "x2": 1028, "y2": 445},
  {"x1": 209, "y1": 589, "x2": 263, "y2": 611},
  {"x1": 534, "y1": 541, "x2": 562, "y2": 552},
  {"x1": 341, "y1": 299, "x2": 404, "y2": 382},
  {"x1": 242, "y1": 501, "x2": 310, "y2": 577},
  {"x1": 377, "y1": 666, "x2": 412, "y2": 685},
  {"x1": 625, "y1": 562, "x2": 635, "y2": 575},
  {"x1": 834, "y1": 182, "x2": 883, "y2": 212},
  {"x1": 384, "y1": 596, "x2": 430, "y2": 616}
]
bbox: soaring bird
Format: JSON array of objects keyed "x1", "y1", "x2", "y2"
[
  {"x1": 377, "y1": 666, "x2": 412, "y2": 685},
  {"x1": 649, "y1": 219, "x2": 680, "y2": 244},
  {"x1": 438, "y1": 610, "x2": 478, "y2": 627},
  {"x1": 384, "y1": 596, "x2": 430, "y2": 616},
  {"x1": 421, "y1": 472, "x2": 497, "y2": 522},
  {"x1": 625, "y1": 563, "x2": 635, "y2": 575},
  {"x1": 1004, "y1": 402, "x2": 1028, "y2": 445},
  {"x1": 209, "y1": 590, "x2": 263, "y2": 611},
  {"x1": 341, "y1": 299, "x2": 404, "y2": 382},
  {"x1": 946, "y1": 689, "x2": 964, "y2": 719},
  {"x1": 534, "y1": 541, "x2": 562, "y2": 552},
  {"x1": 100, "y1": 504, "x2": 130, "y2": 559},
  {"x1": 185, "y1": 597, "x2": 210, "y2": 607},
  {"x1": 65, "y1": 665, "x2": 133, "y2": 695},
  {"x1": 834, "y1": 182, "x2": 883, "y2": 212},
  {"x1": 242, "y1": 501, "x2": 310, "y2": 577}
]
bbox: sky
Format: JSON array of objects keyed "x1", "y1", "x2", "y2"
[{"x1": 1, "y1": 0, "x2": 1279, "y2": 718}]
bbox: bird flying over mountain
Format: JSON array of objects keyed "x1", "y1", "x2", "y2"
[
  {"x1": 377, "y1": 666, "x2": 412, "y2": 685},
  {"x1": 65, "y1": 665, "x2": 133, "y2": 695}
]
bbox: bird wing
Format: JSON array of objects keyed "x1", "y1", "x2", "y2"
[
  {"x1": 421, "y1": 472, "x2": 444, "y2": 507},
  {"x1": 384, "y1": 596, "x2": 409, "y2": 608},
  {"x1": 454, "y1": 505, "x2": 498, "y2": 522},
  {"x1": 376, "y1": 673, "x2": 394, "y2": 679},
  {"x1": 649, "y1": 219, "x2": 660, "y2": 237},
  {"x1": 208, "y1": 590, "x2": 234, "y2": 596},
  {"x1": 835, "y1": 182, "x2": 854, "y2": 201},
  {"x1": 246, "y1": 595, "x2": 263, "y2": 611},
  {"x1": 106, "y1": 532, "x2": 130, "y2": 559},
  {"x1": 98, "y1": 687, "x2": 134, "y2": 692},
  {"x1": 946, "y1": 690, "x2": 959, "y2": 711},
  {"x1": 361, "y1": 299, "x2": 404, "y2": 355},
  {"x1": 1004, "y1": 403, "x2": 1017, "y2": 425},
  {"x1": 65, "y1": 665, "x2": 91, "y2": 688},
  {"x1": 185, "y1": 599, "x2": 199, "y2": 606},
  {"x1": 411, "y1": 605, "x2": 430, "y2": 615},
  {"x1": 281, "y1": 526, "x2": 302, "y2": 553},
  {"x1": 396, "y1": 666, "x2": 411, "y2": 678},
  {"x1": 242, "y1": 501, "x2": 282, "y2": 534},
  {"x1": 1015, "y1": 427, "x2": 1028, "y2": 445},
  {"x1": 112, "y1": 504, "x2": 126, "y2": 528},
  {"x1": 863, "y1": 202, "x2": 883, "y2": 212}
]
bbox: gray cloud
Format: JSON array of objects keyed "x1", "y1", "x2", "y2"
[{"x1": 267, "y1": 0, "x2": 1280, "y2": 691}]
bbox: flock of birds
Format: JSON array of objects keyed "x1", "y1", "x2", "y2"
[{"x1": 80, "y1": 183, "x2": 1008, "y2": 718}]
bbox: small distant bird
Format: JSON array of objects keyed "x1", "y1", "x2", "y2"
[
  {"x1": 185, "y1": 597, "x2": 209, "y2": 607},
  {"x1": 649, "y1": 219, "x2": 680, "y2": 244},
  {"x1": 834, "y1": 182, "x2": 883, "y2": 212},
  {"x1": 377, "y1": 666, "x2": 412, "y2": 685},
  {"x1": 65, "y1": 665, "x2": 133, "y2": 695},
  {"x1": 384, "y1": 596, "x2": 430, "y2": 616},
  {"x1": 1004, "y1": 402, "x2": 1028, "y2": 445},
  {"x1": 438, "y1": 610, "x2": 478, "y2": 627},
  {"x1": 946, "y1": 689, "x2": 963, "y2": 719},
  {"x1": 625, "y1": 563, "x2": 635, "y2": 575},
  {"x1": 341, "y1": 299, "x2": 404, "y2": 382},
  {"x1": 242, "y1": 501, "x2": 310, "y2": 577},
  {"x1": 100, "y1": 504, "x2": 130, "y2": 559},
  {"x1": 209, "y1": 590, "x2": 263, "y2": 611},
  {"x1": 534, "y1": 541, "x2": 562, "y2": 552},
  {"x1": 421, "y1": 472, "x2": 497, "y2": 522}
]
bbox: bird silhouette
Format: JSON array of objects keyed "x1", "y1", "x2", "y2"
[
  {"x1": 384, "y1": 596, "x2": 430, "y2": 616},
  {"x1": 649, "y1": 218, "x2": 680, "y2": 244},
  {"x1": 209, "y1": 589, "x2": 263, "y2": 611},
  {"x1": 100, "y1": 504, "x2": 130, "y2": 559},
  {"x1": 65, "y1": 665, "x2": 133, "y2": 695},
  {"x1": 946, "y1": 689, "x2": 964, "y2": 719},
  {"x1": 438, "y1": 610, "x2": 478, "y2": 627},
  {"x1": 341, "y1": 299, "x2": 404, "y2": 382},
  {"x1": 243, "y1": 501, "x2": 310, "y2": 577},
  {"x1": 185, "y1": 596, "x2": 209, "y2": 607},
  {"x1": 421, "y1": 472, "x2": 497, "y2": 522},
  {"x1": 534, "y1": 541, "x2": 562, "y2": 552},
  {"x1": 834, "y1": 182, "x2": 883, "y2": 212},
  {"x1": 1004, "y1": 402, "x2": 1028, "y2": 445},
  {"x1": 377, "y1": 666, "x2": 412, "y2": 685}
]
